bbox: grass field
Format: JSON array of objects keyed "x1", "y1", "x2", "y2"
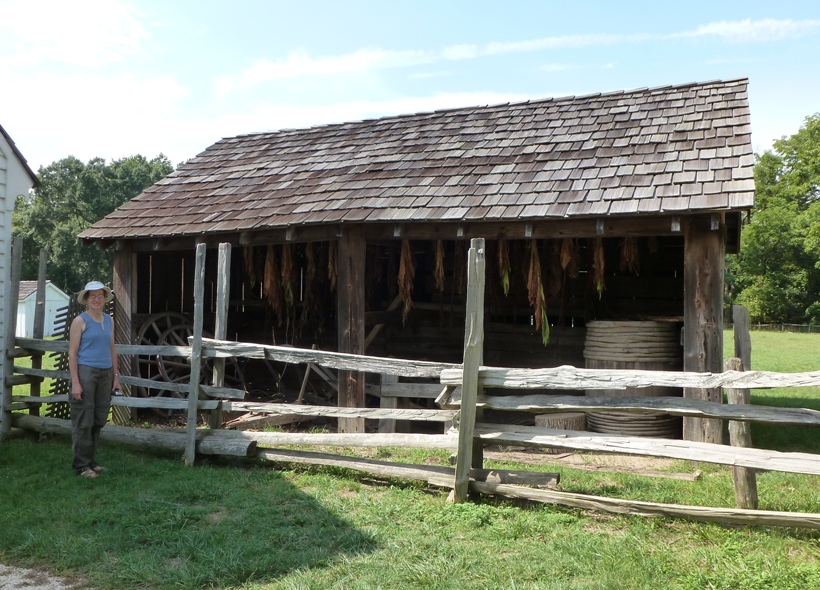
[{"x1": 1, "y1": 331, "x2": 819, "y2": 589}]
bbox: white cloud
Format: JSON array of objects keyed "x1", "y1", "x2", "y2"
[
  {"x1": 0, "y1": 0, "x2": 149, "y2": 67},
  {"x1": 217, "y1": 18, "x2": 820, "y2": 95},
  {"x1": 686, "y1": 18, "x2": 820, "y2": 43}
]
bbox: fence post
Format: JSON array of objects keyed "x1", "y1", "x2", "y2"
[
  {"x1": 184, "y1": 243, "x2": 207, "y2": 466},
  {"x1": 452, "y1": 238, "x2": 485, "y2": 503},
  {"x1": 0, "y1": 236, "x2": 23, "y2": 442},
  {"x1": 209, "y1": 242, "x2": 231, "y2": 430},
  {"x1": 28, "y1": 249, "x2": 48, "y2": 415},
  {"x1": 725, "y1": 356, "x2": 758, "y2": 509},
  {"x1": 732, "y1": 305, "x2": 752, "y2": 372}
]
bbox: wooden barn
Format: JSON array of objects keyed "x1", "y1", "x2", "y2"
[{"x1": 79, "y1": 78, "x2": 755, "y2": 443}]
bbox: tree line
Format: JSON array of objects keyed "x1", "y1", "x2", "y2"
[
  {"x1": 13, "y1": 154, "x2": 173, "y2": 293},
  {"x1": 11, "y1": 114, "x2": 820, "y2": 323}
]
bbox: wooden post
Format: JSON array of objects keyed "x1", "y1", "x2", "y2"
[
  {"x1": 732, "y1": 304, "x2": 752, "y2": 372},
  {"x1": 452, "y1": 238, "x2": 485, "y2": 503},
  {"x1": 210, "y1": 243, "x2": 231, "y2": 429},
  {"x1": 683, "y1": 215, "x2": 725, "y2": 443},
  {"x1": 337, "y1": 227, "x2": 366, "y2": 433},
  {"x1": 112, "y1": 247, "x2": 136, "y2": 423},
  {"x1": 378, "y1": 374, "x2": 400, "y2": 434},
  {"x1": 184, "y1": 243, "x2": 207, "y2": 465},
  {"x1": 0, "y1": 236, "x2": 23, "y2": 441},
  {"x1": 29, "y1": 249, "x2": 48, "y2": 415},
  {"x1": 725, "y1": 357, "x2": 758, "y2": 509}
]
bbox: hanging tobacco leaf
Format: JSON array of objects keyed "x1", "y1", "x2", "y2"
[
  {"x1": 619, "y1": 237, "x2": 640, "y2": 275},
  {"x1": 498, "y1": 238, "x2": 511, "y2": 296},
  {"x1": 398, "y1": 239, "x2": 416, "y2": 325},
  {"x1": 526, "y1": 240, "x2": 550, "y2": 345},
  {"x1": 593, "y1": 238, "x2": 606, "y2": 299},
  {"x1": 244, "y1": 246, "x2": 256, "y2": 288},
  {"x1": 281, "y1": 243, "x2": 295, "y2": 308},
  {"x1": 299, "y1": 243, "x2": 317, "y2": 332},
  {"x1": 434, "y1": 240, "x2": 445, "y2": 293},
  {"x1": 264, "y1": 245, "x2": 284, "y2": 325},
  {"x1": 327, "y1": 241, "x2": 337, "y2": 292},
  {"x1": 560, "y1": 237, "x2": 579, "y2": 278}
]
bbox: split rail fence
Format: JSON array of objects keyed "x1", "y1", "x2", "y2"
[{"x1": 3, "y1": 238, "x2": 820, "y2": 530}]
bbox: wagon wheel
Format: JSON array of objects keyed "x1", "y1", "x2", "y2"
[
  {"x1": 135, "y1": 312, "x2": 193, "y2": 399},
  {"x1": 135, "y1": 311, "x2": 245, "y2": 400}
]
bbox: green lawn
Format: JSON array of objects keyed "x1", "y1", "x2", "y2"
[{"x1": 1, "y1": 330, "x2": 819, "y2": 589}]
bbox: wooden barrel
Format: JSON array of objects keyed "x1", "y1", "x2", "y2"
[{"x1": 584, "y1": 320, "x2": 682, "y2": 438}]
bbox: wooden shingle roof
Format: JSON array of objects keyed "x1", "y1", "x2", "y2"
[{"x1": 81, "y1": 78, "x2": 754, "y2": 241}]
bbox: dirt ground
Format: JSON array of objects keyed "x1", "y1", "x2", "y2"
[{"x1": 0, "y1": 563, "x2": 88, "y2": 590}]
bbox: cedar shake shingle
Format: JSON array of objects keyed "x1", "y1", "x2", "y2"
[{"x1": 81, "y1": 78, "x2": 755, "y2": 241}]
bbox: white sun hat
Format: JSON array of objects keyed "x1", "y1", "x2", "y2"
[{"x1": 77, "y1": 281, "x2": 114, "y2": 304}]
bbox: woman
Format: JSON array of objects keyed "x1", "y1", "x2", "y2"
[{"x1": 68, "y1": 281, "x2": 121, "y2": 478}]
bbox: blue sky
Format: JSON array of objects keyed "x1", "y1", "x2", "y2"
[{"x1": 2, "y1": 0, "x2": 819, "y2": 172}]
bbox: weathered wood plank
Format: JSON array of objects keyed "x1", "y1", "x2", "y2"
[
  {"x1": 1, "y1": 237, "x2": 24, "y2": 441},
  {"x1": 726, "y1": 357, "x2": 758, "y2": 510},
  {"x1": 12, "y1": 414, "x2": 255, "y2": 456},
  {"x1": 15, "y1": 394, "x2": 221, "y2": 410},
  {"x1": 224, "y1": 401, "x2": 457, "y2": 421},
  {"x1": 200, "y1": 338, "x2": 459, "y2": 378},
  {"x1": 337, "y1": 227, "x2": 366, "y2": 433},
  {"x1": 447, "y1": 393, "x2": 820, "y2": 427},
  {"x1": 683, "y1": 215, "x2": 724, "y2": 443},
  {"x1": 439, "y1": 365, "x2": 820, "y2": 391},
  {"x1": 732, "y1": 305, "x2": 752, "y2": 372},
  {"x1": 453, "y1": 238, "x2": 485, "y2": 503},
  {"x1": 185, "y1": 243, "x2": 207, "y2": 466},
  {"x1": 474, "y1": 423, "x2": 820, "y2": 476},
  {"x1": 257, "y1": 447, "x2": 558, "y2": 488},
  {"x1": 246, "y1": 430, "x2": 459, "y2": 450},
  {"x1": 210, "y1": 242, "x2": 231, "y2": 429},
  {"x1": 465, "y1": 482, "x2": 820, "y2": 529},
  {"x1": 14, "y1": 337, "x2": 191, "y2": 357}
]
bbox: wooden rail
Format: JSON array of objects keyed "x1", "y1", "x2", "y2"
[{"x1": 5, "y1": 240, "x2": 820, "y2": 528}]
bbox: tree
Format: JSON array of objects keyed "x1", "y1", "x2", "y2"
[
  {"x1": 13, "y1": 154, "x2": 173, "y2": 291},
  {"x1": 731, "y1": 114, "x2": 820, "y2": 323}
]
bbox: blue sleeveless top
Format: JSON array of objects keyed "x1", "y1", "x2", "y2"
[{"x1": 77, "y1": 312, "x2": 113, "y2": 369}]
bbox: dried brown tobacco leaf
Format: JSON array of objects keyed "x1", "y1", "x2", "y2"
[
  {"x1": 619, "y1": 237, "x2": 640, "y2": 275},
  {"x1": 526, "y1": 241, "x2": 550, "y2": 345},
  {"x1": 560, "y1": 237, "x2": 579, "y2": 278},
  {"x1": 327, "y1": 241, "x2": 337, "y2": 292},
  {"x1": 264, "y1": 245, "x2": 284, "y2": 325},
  {"x1": 593, "y1": 238, "x2": 605, "y2": 299},
  {"x1": 435, "y1": 240, "x2": 445, "y2": 293},
  {"x1": 498, "y1": 238, "x2": 511, "y2": 296},
  {"x1": 398, "y1": 239, "x2": 416, "y2": 325}
]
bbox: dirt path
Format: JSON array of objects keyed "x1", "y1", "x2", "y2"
[{"x1": 0, "y1": 564, "x2": 88, "y2": 590}]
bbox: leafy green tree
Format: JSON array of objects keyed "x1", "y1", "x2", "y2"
[
  {"x1": 732, "y1": 114, "x2": 820, "y2": 323},
  {"x1": 13, "y1": 154, "x2": 173, "y2": 291}
]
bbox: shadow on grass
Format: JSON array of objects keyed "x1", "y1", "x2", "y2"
[{"x1": 0, "y1": 436, "x2": 377, "y2": 589}]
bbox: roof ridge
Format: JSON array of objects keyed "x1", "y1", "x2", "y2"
[{"x1": 216, "y1": 78, "x2": 749, "y2": 144}]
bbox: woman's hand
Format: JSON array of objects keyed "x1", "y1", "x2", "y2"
[{"x1": 71, "y1": 384, "x2": 83, "y2": 401}]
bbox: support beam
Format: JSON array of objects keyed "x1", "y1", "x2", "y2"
[
  {"x1": 112, "y1": 247, "x2": 136, "y2": 423},
  {"x1": 683, "y1": 215, "x2": 725, "y2": 443},
  {"x1": 337, "y1": 227, "x2": 366, "y2": 433}
]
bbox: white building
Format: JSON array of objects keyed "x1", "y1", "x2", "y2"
[
  {"x1": 1, "y1": 124, "x2": 39, "y2": 438},
  {"x1": 16, "y1": 280, "x2": 70, "y2": 337}
]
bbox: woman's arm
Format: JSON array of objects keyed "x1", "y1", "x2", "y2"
[{"x1": 68, "y1": 315, "x2": 85, "y2": 400}]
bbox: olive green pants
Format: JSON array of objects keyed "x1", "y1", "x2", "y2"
[{"x1": 70, "y1": 364, "x2": 112, "y2": 473}]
